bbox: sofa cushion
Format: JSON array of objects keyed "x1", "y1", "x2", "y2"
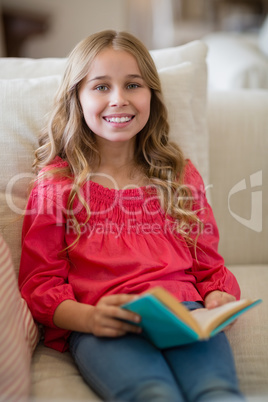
[
  {"x1": 31, "y1": 344, "x2": 101, "y2": 401},
  {"x1": 158, "y1": 62, "x2": 197, "y2": 165},
  {"x1": 207, "y1": 89, "x2": 268, "y2": 265},
  {"x1": 0, "y1": 41, "x2": 209, "y2": 276},
  {"x1": 151, "y1": 40, "x2": 209, "y2": 183},
  {"x1": 0, "y1": 76, "x2": 62, "y2": 276},
  {"x1": 0, "y1": 234, "x2": 39, "y2": 401},
  {"x1": 0, "y1": 57, "x2": 67, "y2": 79},
  {"x1": 227, "y1": 265, "x2": 268, "y2": 397}
]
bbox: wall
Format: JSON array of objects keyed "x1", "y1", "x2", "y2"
[
  {"x1": 0, "y1": 2, "x2": 4, "y2": 56},
  {"x1": 2, "y1": 0, "x2": 128, "y2": 58},
  {"x1": 2, "y1": 0, "x2": 263, "y2": 58}
]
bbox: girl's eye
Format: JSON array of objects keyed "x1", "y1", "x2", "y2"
[
  {"x1": 127, "y1": 83, "x2": 140, "y2": 90},
  {"x1": 96, "y1": 85, "x2": 108, "y2": 91}
]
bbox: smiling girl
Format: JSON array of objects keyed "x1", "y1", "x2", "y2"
[{"x1": 19, "y1": 30, "x2": 244, "y2": 401}]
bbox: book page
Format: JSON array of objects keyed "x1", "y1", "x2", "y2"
[{"x1": 190, "y1": 299, "x2": 253, "y2": 336}]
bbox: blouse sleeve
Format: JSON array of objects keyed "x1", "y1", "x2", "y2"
[
  {"x1": 18, "y1": 180, "x2": 77, "y2": 331},
  {"x1": 183, "y1": 160, "x2": 241, "y2": 300}
]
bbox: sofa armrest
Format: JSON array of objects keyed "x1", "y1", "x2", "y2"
[
  {"x1": 207, "y1": 89, "x2": 268, "y2": 265},
  {"x1": 203, "y1": 33, "x2": 268, "y2": 90}
]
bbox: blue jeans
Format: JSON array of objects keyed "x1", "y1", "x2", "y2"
[{"x1": 69, "y1": 302, "x2": 245, "y2": 402}]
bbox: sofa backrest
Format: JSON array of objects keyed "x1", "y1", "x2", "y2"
[{"x1": 207, "y1": 89, "x2": 268, "y2": 266}]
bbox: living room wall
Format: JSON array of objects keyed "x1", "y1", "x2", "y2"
[
  {"x1": 1, "y1": 0, "x2": 266, "y2": 58},
  {"x1": 1, "y1": 0, "x2": 128, "y2": 58}
]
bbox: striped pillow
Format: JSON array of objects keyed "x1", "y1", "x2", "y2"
[{"x1": 0, "y1": 234, "x2": 39, "y2": 400}]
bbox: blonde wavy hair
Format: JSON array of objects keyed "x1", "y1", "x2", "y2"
[{"x1": 34, "y1": 30, "x2": 201, "y2": 245}]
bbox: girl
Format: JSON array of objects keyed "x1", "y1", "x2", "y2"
[{"x1": 19, "y1": 30, "x2": 244, "y2": 401}]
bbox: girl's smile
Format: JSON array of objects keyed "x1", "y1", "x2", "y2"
[
  {"x1": 103, "y1": 113, "x2": 134, "y2": 126},
  {"x1": 79, "y1": 47, "x2": 151, "y2": 145}
]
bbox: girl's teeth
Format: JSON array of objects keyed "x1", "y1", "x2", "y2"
[{"x1": 106, "y1": 117, "x2": 131, "y2": 123}]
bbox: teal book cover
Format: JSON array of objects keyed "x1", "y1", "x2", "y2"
[{"x1": 122, "y1": 288, "x2": 262, "y2": 349}]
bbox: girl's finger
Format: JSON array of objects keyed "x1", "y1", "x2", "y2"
[
  {"x1": 97, "y1": 303, "x2": 141, "y2": 324},
  {"x1": 94, "y1": 316, "x2": 142, "y2": 337}
]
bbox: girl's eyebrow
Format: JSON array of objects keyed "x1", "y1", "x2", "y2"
[
  {"x1": 88, "y1": 75, "x2": 109, "y2": 82},
  {"x1": 126, "y1": 74, "x2": 144, "y2": 80},
  {"x1": 88, "y1": 74, "x2": 144, "y2": 83}
]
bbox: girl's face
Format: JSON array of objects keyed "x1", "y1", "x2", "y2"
[{"x1": 79, "y1": 47, "x2": 151, "y2": 145}]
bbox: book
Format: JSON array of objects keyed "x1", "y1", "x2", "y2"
[{"x1": 122, "y1": 287, "x2": 262, "y2": 349}]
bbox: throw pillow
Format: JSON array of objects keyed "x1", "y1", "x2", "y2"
[
  {"x1": 0, "y1": 57, "x2": 67, "y2": 79},
  {"x1": 151, "y1": 40, "x2": 209, "y2": 183},
  {"x1": 0, "y1": 233, "x2": 39, "y2": 401},
  {"x1": 0, "y1": 76, "x2": 62, "y2": 276},
  {"x1": 158, "y1": 62, "x2": 197, "y2": 164}
]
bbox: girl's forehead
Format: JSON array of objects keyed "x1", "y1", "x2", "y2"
[{"x1": 86, "y1": 47, "x2": 141, "y2": 75}]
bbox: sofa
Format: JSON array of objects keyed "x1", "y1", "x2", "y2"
[
  {"x1": 203, "y1": 15, "x2": 268, "y2": 90},
  {"x1": 0, "y1": 39, "x2": 267, "y2": 401}
]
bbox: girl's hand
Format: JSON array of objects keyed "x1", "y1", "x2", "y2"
[
  {"x1": 89, "y1": 294, "x2": 142, "y2": 338},
  {"x1": 204, "y1": 290, "x2": 237, "y2": 330},
  {"x1": 204, "y1": 290, "x2": 236, "y2": 309}
]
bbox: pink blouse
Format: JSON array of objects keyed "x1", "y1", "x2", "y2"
[{"x1": 19, "y1": 158, "x2": 240, "y2": 352}]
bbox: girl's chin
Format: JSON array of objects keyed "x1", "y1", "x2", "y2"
[{"x1": 94, "y1": 134, "x2": 137, "y2": 144}]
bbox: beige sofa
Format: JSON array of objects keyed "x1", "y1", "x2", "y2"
[
  {"x1": 0, "y1": 40, "x2": 267, "y2": 401},
  {"x1": 203, "y1": 27, "x2": 268, "y2": 90}
]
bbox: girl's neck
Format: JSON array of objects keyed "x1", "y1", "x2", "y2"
[{"x1": 90, "y1": 139, "x2": 147, "y2": 190}]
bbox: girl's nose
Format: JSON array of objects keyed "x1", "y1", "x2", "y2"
[{"x1": 109, "y1": 88, "x2": 129, "y2": 107}]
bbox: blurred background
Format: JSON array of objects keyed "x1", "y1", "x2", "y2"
[{"x1": 0, "y1": 0, "x2": 267, "y2": 58}]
